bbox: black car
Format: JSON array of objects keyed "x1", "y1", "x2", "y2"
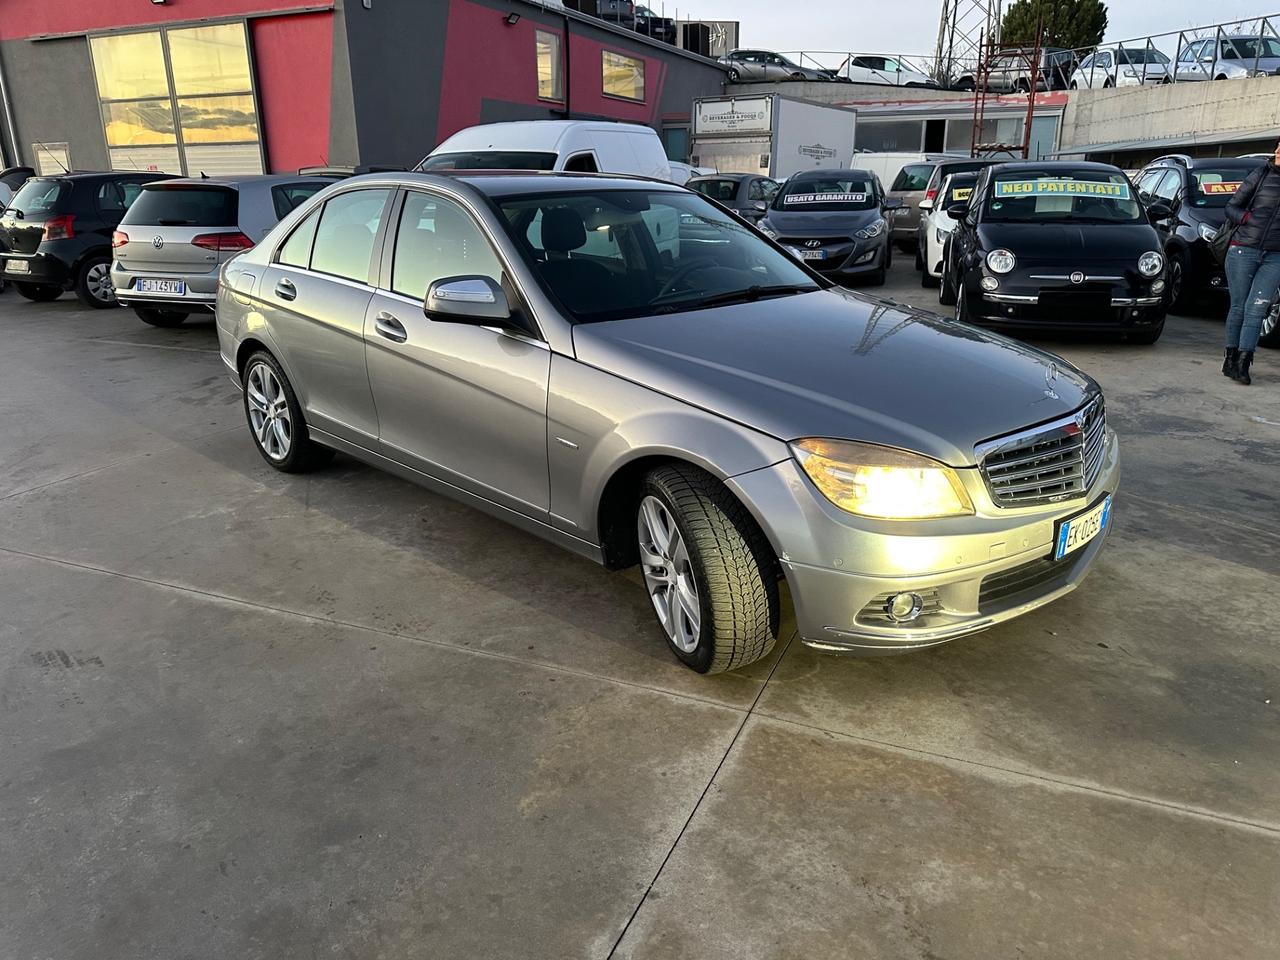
[
  {"x1": 1134, "y1": 154, "x2": 1267, "y2": 307},
  {"x1": 595, "y1": 1, "x2": 676, "y2": 44},
  {"x1": 757, "y1": 168, "x2": 900, "y2": 285},
  {"x1": 686, "y1": 173, "x2": 780, "y2": 221},
  {"x1": 0, "y1": 171, "x2": 173, "y2": 308},
  {"x1": 938, "y1": 161, "x2": 1169, "y2": 343}
]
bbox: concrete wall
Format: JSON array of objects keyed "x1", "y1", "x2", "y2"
[
  {"x1": 725, "y1": 81, "x2": 971, "y2": 106},
  {"x1": 1059, "y1": 75, "x2": 1280, "y2": 153},
  {"x1": 0, "y1": 36, "x2": 108, "y2": 171}
]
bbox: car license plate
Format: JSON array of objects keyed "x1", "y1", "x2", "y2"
[
  {"x1": 137, "y1": 278, "x2": 185, "y2": 295},
  {"x1": 7, "y1": 259, "x2": 29, "y2": 273},
  {"x1": 797, "y1": 249, "x2": 826, "y2": 260},
  {"x1": 1053, "y1": 495, "x2": 1112, "y2": 560}
]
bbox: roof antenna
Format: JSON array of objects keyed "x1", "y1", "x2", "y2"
[
  {"x1": 34, "y1": 140, "x2": 68, "y2": 174},
  {"x1": 200, "y1": 171, "x2": 209, "y2": 179}
]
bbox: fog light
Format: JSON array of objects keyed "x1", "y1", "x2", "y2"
[
  {"x1": 980, "y1": 276, "x2": 999, "y2": 291},
  {"x1": 854, "y1": 249, "x2": 876, "y2": 265},
  {"x1": 1151, "y1": 279, "x2": 1166, "y2": 294},
  {"x1": 884, "y1": 592, "x2": 925, "y2": 623}
]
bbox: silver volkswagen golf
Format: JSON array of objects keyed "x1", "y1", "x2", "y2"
[{"x1": 215, "y1": 172, "x2": 1119, "y2": 674}]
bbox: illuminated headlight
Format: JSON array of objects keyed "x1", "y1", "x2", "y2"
[
  {"x1": 980, "y1": 276, "x2": 999, "y2": 291},
  {"x1": 757, "y1": 221, "x2": 777, "y2": 239},
  {"x1": 1138, "y1": 251, "x2": 1164, "y2": 277},
  {"x1": 1198, "y1": 222, "x2": 1218, "y2": 242},
  {"x1": 855, "y1": 218, "x2": 886, "y2": 240},
  {"x1": 986, "y1": 249, "x2": 1016, "y2": 274},
  {"x1": 1151, "y1": 279, "x2": 1166, "y2": 294},
  {"x1": 791, "y1": 439, "x2": 974, "y2": 520}
]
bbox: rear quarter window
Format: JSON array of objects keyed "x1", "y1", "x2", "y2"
[
  {"x1": 8, "y1": 178, "x2": 67, "y2": 218},
  {"x1": 271, "y1": 182, "x2": 328, "y2": 221},
  {"x1": 891, "y1": 163, "x2": 934, "y2": 192},
  {"x1": 121, "y1": 186, "x2": 238, "y2": 227}
]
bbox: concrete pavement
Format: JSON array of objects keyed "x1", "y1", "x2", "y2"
[{"x1": 1, "y1": 263, "x2": 1277, "y2": 959}]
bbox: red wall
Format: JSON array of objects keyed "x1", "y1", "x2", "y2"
[
  {"x1": 0, "y1": 0, "x2": 324, "y2": 41},
  {"x1": 251, "y1": 12, "x2": 334, "y2": 172},
  {"x1": 435, "y1": 0, "x2": 668, "y2": 144}
]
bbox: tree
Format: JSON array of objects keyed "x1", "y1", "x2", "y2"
[{"x1": 1001, "y1": 0, "x2": 1108, "y2": 51}]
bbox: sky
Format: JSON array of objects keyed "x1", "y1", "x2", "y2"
[{"x1": 658, "y1": 1, "x2": 1279, "y2": 56}]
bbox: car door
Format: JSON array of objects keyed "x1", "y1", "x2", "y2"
[
  {"x1": 363, "y1": 188, "x2": 550, "y2": 516},
  {"x1": 846, "y1": 56, "x2": 879, "y2": 84},
  {"x1": 765, "y1": 54, "x2": 792, "y2": 81},
  {"x1": 735, "y1": 51, "x2": 762, "y2": 81},
  {"x1": 257, "y1": 187, "x2": 390, "y2": 445},
  {"x1": 1176, "y1": 40, "x2": 1208, "y2": 81}
]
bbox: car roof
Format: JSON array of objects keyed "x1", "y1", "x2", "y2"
[
  {"x1": 140, "y1": 174, "x2": 340, "y2": 189},
  {"x1": 789, "y1": 168, "x2": 872, "y2": 180},
  {"x1": 1181, "y1": 157, "x2": 1266, "y2": 169},
  {"x1": 988, "y1": 160, "x2": 1122, "y2": 174},
  {"x1": 336, "y1": 170, "x2": 687, "y2": 199},
  {"x1": 688, "y1": 173, "x2": 752, "y2": 182},
  {"x1": 32, "y1": 170, "x2": 175, "y2": 182},
  {"x1": 433, "y1": 120, "x2": 657, "y2": 153}
]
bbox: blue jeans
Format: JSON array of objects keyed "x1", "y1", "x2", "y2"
[{"x1": 1224, "y1": 245, "x2": 1280, "y2": 352}]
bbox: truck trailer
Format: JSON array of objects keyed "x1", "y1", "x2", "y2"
[{"x1": 689, "y1": 94, "x2": 857, "y2": 181}]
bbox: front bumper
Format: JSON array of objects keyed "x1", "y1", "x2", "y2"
[
  {"x1": 112, "y1": 261, "x2": 217, "y2": 312},
  {"x1": 780, "y1": 235, "x2": 888, "y2": 281},
  {"x1": 727, "y1": 427, "x2": 1120, "y2": 654}
]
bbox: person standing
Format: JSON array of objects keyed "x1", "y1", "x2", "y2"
[{"x1": 1222, "y1": 142, "x2": 1280, "y2": 385}]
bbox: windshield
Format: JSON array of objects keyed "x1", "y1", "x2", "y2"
[
  {"x1": 1188, "y1": 165, "x2": 1262, "y2": 208},
  {"x1": 984, "y1": 170, "x2": 1142, "y2": 223},
  {"x1": 1117, "y1": 48, "x2": 1170, "y2": 64},
  {"x1": 688, "y1": 179, "x2": 740, "y2": 202},
  {"x1": 1223, "y1": 37, "x2": 1280, "y2": 59},
  {"x1": 891, "y1": 163, "x2": 934, "y2": 192},
  {"x1": 420, "y1": 151, "x2": 558, "y2": 172},
  {"x1": 774, "y1": 175, "x2": 876, "y2": 212},
  {"x1": 7, "y1": 178, "x2": 66, "y2": 218},
  {"x1": 497, "y1": 189, "x2": 821, "y2": 323},
  {"x1": 940, "y1": 175, "x2": 978, "y2": 209}
]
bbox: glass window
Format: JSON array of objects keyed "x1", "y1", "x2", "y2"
[
  {"x1": 89, "y1": 25, "x2": 262, "y2": 176},
  {"x1": 536, "y1": 31, "x2": 564, "y2": 101},
  {"x1": 31, "y1": 143, "x2": 70, "y2": 177},
  {"x1": 9, "y1": 179, "x2": 67, "y2": 218},
  {"x1": 122, "y1": 185, "x2": 238, "y2": 226},
  {"x1": 278, "y1": 209, "x2": 321, "y2": 268},
  {"x1": 891, "y1": 163, "x2": 935, "y2": 192},
  {"x1": 690, "y1": 178, "x2": 737, "y2": 201},
  {"x1": 1188, "y1": 164, "x2": 1262, "y2": 207},
  {"x1": 776, "y1": 175, "x2": 878, "y2": 211},
  {"x1": 857, "y1": 120, "x2": 923, "y2": 153},
  {"x1": 1152, "y1": 169, "x2": 1182, "y2": 203},
  {"x1": 310, "y1": 189, "x2": 391, "y2": 283},
  {"x1": 747, "y1": 179, "x2": 770, "y2": 201},
  {"x1": 96, "y1": 181, "x2": 128, "y2": 217},
  {"x1": 564, "y1": 153, "x2": 599, "y2": 173},
  {"x1": 603, "y1": 51, "x2": 645, "y2": 101},
  {"x1": 420, "y1": 151, "x2": 558, "y2": 171},
  {"x1": 272, "y1": 182, "x2": 328, "y2": 221},
  {"x1": 985, "y1": 169, "x2": 1142, "y2": 223},
  {"x1": 392, "y1": 192, "x2": 502, "y2": 299},
  {"x1": 167, "y1": 24, "x2": 253, "y2": 96}
]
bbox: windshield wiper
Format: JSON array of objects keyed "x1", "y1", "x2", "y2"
[
  {"x1": 157, "y1": 218, "x2": 197, "y2": 226},
  {"x1": 651, "y1": 283, "x2": 818, "y2": 313}
]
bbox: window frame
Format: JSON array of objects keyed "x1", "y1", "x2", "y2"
[
  {"x1": 274, "y1": 205, "x2": 323, "y2": 270},
  {"x1": 535, "y1": 29, "x2": 565, "y2": 103},
  {"x1": 601, "y1": 49, "x2": 647, "y2": 103},
  {"x1": 87, "y1": 20, "x2": 266, "y2": 177}
]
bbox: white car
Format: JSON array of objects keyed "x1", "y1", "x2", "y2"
[
  {"x1": 1070, "y1": 48, "x2": 1171, "y2": 88},
  {"x1": 917, "y1": 172, "x2": 978, "y2": 287},
  {"x1": 836, "y1": 54, "x2": 939, "y2": 87}
]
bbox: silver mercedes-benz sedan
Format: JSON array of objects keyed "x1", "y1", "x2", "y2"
[{"x1": 215, "y1": 171, "x2": 1119, "y2": 674}]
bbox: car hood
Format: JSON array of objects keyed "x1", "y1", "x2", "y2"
[
  {"x1": 977, "y1": 221, "x2": 1160, "y2": 263},
  {"x1": 763, "y1": 207, "x2": 882, "y2": 237},
  {"x1": 571, "y1": 289, "x2": 1095, "y2": 467}
]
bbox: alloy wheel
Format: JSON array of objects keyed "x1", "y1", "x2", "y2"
[
  {"x1": 637, "y1": 495, "x2": 701, "y2": 653},
  {"x1": 246, "y1": 362, "x2": 292, "y2": 461},
  {"x1": 86, "y1": 262, "x2": 115, "y2": 304}
]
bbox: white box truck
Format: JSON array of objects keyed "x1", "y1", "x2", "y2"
[{"x1": 690, "y1": 94, "x2": 857, "y2": 180}]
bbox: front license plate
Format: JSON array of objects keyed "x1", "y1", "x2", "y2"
[
  {"x1": 797, "y1": 249, "x2": 826, "y2": 260},
  {"x1": 1054, "y1": 495, "x2": 1112, "y2": 560},
  {"x1": 137, "y1": 278, "x2": 185, "y2": 295},
  {"x1": 7, "y1": 259, "x2": 29, "y2": 273}
]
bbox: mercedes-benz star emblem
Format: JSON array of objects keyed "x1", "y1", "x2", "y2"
[
  {"x1": 152, "y1": 236, "x2": 164, "y2": 250},
  {"x1": 1070, "y1": 271, "x2": 1084, "y2": 284},
  {"x1": 805, "y1": 239, "x2": 822, "y2": 248},
  {"x1": 1043, "y1": 362, "x2": 1060, "y2": 400}
]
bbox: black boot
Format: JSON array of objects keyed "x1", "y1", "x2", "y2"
[
  {"x1": 1223, "y1": 347, "x2": 1239, "y2": 377},
  {"x1": 1233, "y1": 351, "x2": 1254, "y2": 385}
]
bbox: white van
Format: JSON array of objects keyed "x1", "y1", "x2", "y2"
[{"x1": 418, "y1": 121, "x2": 673, "y2": 181}]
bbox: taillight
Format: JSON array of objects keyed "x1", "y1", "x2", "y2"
[
  {"x1": 111, "y1": 230, "x2": 129, "y2": 249},
  {"x1": 192, "y1": 231, "x2": 254, "y2": 252},
  {"x1": 43, "y1": 214, "x2": 75, "y2": 241},
  {"x1": 924, "y1": 188, "x2": 938, "y2": 202}
]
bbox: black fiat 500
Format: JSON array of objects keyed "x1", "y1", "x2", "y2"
[{"x1": 939, "y1": 161, "x2": 1169, "y2": 343}]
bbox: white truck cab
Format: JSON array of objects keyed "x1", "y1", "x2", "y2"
[{"x1": 418, "y1": 121, "x2": 674, "y2": 181}]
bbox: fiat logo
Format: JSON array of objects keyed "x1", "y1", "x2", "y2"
[
  {"x1": 805, "y1": 239, "x2": 822, "y2": 248},
  {"x1": 152, "y1": 236, "x2": 164, "y2": 249},
  {"x1": 1069, "y1": 271, "x2": 1084, "y2": 284}
]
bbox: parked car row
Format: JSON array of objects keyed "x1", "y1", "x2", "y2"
[
  {"x1": 590, "y1": 1, "x2": 677, "y2": 45},
  {"x1": 720, "y1": 49, "x2": 939, "y2": 87}
]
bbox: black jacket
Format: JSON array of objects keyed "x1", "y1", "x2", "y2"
[{"x1": 1225, "y1": 160, "x2": 1280, "y2": 251}]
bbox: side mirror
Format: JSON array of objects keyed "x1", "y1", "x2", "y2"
[
  {"x1": 1146, "y1": 201, "x2": 1173, "y2": 223},
  {"x1": 947, "y1": 204, "x2": 969, "y2": 221},
  {"x1": 882, "y1": 197, "x2": 905, "y2": 211},
  {"x1": 424, "y1": 275, "x2": 512, "y2": 325},
  {"x1": 918, "y1": 197, "x2": 935, "y2": 211},
  {"x1": 752, "y1": 199, "x2": 768, "y2": 212}
]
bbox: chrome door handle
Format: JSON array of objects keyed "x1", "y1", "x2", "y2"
[
  {"x1": 374, "y1": 311, "x2": 408, "y2": 343},
  {"x1": 274, "y1": 278, "x2": 296, "y2": 301}
]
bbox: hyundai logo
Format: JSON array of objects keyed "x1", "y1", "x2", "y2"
[
  {"x1": 1070, "y1": 271, "x2": 1084, "y2": 284},
  {"x1": 804, "y1": 239, "x2": 822, "y2": 248},
  {"x1": 152, "y1": 236, "x2": 164, "y2": 249}
]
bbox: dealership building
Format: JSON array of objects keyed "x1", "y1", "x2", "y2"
[{"x1": 0, "y1": 0, "x2": 728, "y2": 177}]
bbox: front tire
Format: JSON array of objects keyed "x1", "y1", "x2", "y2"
[
  {"x1": 727, "y1": 67, "x2": 740, "y2": 82},
  {"x1": 242, "y1": 351, "x2": 335, "y2": 473},
  {"x1": 14, "y1": 281, "x2": 61, "y2": 302},
  {"x1": 956, "y1": 282, "x2": 974, "y2": 323},
  {"x1": 1167, "y1": 251, "x2": 1190, "y2": 311},
  {"x1": 637, "y1": 465, "x2": 779, "y2": 674},
  {"x1": 939, "y1": 248, "x2": 958, "y2": 306},
  {"x1": 75, "y1": 255, "x2": 117, "y2": 308},
  {"x1": 135, "y1": 307, "x2": 189, "y2": 327}
]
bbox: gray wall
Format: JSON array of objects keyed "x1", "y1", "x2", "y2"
[
  {"x1": 726, "y1": 80, "x2": 971, "y2": 105},
  {"x1": 0, "y1": 36, "x2": 108, "y2": 171}
]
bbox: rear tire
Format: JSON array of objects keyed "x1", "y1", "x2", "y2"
[
  {"x1": 74, "y1": 255, "x2": 117, "y2": 309},
  {"x1": 1167, "y1": 251, "x2": 1190, "y2": 311},
  {"x1": 135, "y1": 307, "x2": 189, "y2": 327},
  {"x1": 637, "y1": 465, "x2": 779, "y2": 674},
  {"x1": 241, "y1": 351, "x2": 335, "y2": 473},
  {"x1": 14, "y1": 281, "x2": 61, "y2": 302}
]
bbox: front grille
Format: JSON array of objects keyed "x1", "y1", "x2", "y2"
[
  {"x1": 978, "y1": 396, "x2": 1106, "y2": 507},
  {"x1": 978, "y1": 556, "x2": 1072, "y2": 610},
  {"x1": 776, "y1": 236, "x2": 850, "y2": 247}
]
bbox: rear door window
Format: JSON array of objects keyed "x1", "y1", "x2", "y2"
[
  {"x1": 309, "y1": 188, "x2": 391, "y2": 283},
  {"x1": 271, "y1": 182, "x2": 328, "y2": 221},
  {"x1": 891, "y1": 163, "x2": 934, "y2": 192},
  {"x1": 121, "y1": 186, "x2": 238, "y2": 226}
]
